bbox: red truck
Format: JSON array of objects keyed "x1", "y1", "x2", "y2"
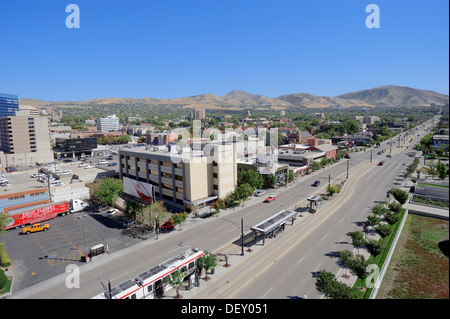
[{"x1": 3, "y1": 202, "x2": 70, "y2": 230}]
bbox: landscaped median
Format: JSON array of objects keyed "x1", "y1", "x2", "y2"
[
  {"x1": 315, "y1": 188, "x2": 412, "y2": 299},
  {"x1": 0, "y1": 243, "x2": 12, "y2": 296}
]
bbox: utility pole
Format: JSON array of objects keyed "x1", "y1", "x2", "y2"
[
  {"x1": 328, "y1": 174, "x2": 331, "y2": 196},
  {"x1": 241, "y1": 218, "x2": 244, "y2": 256},
  {"x1": 370, "y1": 149, "x2": 372, "y2": 163},
  {"x1": 346, "y1": 160, "x2": 349, "y2": 179}
]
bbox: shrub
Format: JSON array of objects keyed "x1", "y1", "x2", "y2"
[
  {"x1": 328, "y1": 184, "x2": 341, "y2": 196},
  {"x1": 384, "y1": 212, "x2": 401, "y2": 225},
  {"x1": 389, "y1": 188, "x2": 409, "y2": 205},
  {"x1": 365, "y1": 239, "x2": 384, "y2": 256},
  {"x1": 0, "y1": 269, "x2": 7, "y2": 290},
  {"x1": 375, "y1": 224, "x2": 392, "y2": 238},
  {"x1": 0, "y1": 243, "x2": 11, "y2": 268},
  {"x1": 388, "y1": 202, "x2": 402, "y2": 213}
]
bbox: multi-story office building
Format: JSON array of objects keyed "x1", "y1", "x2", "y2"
[
  {"x1": 0, "y1": 110, "x2": 53, "y2": 166},
  {"x1": 97, "y1": 114, "x2": 120, "y2": 132},
  {"x1": 0, "y1": 93, "x2": 19, "y2": 118},
  {"x1": 119, "y1": 142, "x2": 237, "y2": 212},
  {"x1": 191, "y1": 108, "x2": 206, "y2": 120}
]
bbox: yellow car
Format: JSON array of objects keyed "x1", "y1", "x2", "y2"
[{"x1": 23, "y1": 223, "x2": 50, "y2": 235}]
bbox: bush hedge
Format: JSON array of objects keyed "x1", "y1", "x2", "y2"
[{"x1": 0, "y1": 243, "x2": 11, "y2": 268}]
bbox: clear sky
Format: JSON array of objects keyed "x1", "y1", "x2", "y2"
[{"x1": 0, "y1": 0, "x2": 448, "y2": 101}]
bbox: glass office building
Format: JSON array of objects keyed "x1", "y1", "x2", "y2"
[{"x1": 0, "y1": 93, "x2": 19, "y2": 118}]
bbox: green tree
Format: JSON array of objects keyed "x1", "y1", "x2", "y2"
[
  {"x1": 315, "y1": 270, "x2": 355, "y2": 299},
  {"x1": 365, "y1": 238, "x2": 384, "y2": 257},
  {"x1": 92, "y1": 178, "x2": 123, "y2": 206},
  {"x1": 366, "y1": 214, "x2": 381, "y2": 233},
  {"x1": 375, "y1": 223, "x2": 392, "y2": 238},
  {"x1": 172, "y1": 212, "x2": 188, "y2": 231},
  {"x1": 237, "y1": 169, "x2": 264, "y2": 189},
  {"x1": 263, "y1": 174, "x2": 276, "y2": 188},
  {"x1": 197, "y1": 252, "x2": 217, "y2": 280},
  {"x1": 338, "y1": 250, "x2": 354, "y2": 279},
  {"x1": 389, "y1": 188, "x2": 409, "y2": 205},
  {"x1": 234, "y1": 183, "x2": 254, "y2": 201},
  {"x1": 348, "y1": 256, "x2": 370, "y2": 290},
  {"x1": 144, "y1": 200, "x2": 168, "y2": 229},
  {"x1": 123, "y1": 199, "x2": 144, "y2": 223},
  {"x1": 350, "y1": 231, "x2": 365, "y2": 256}
]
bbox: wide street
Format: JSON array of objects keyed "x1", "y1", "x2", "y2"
[{"x1": 9, "y1": 122, "x2": 431, "y2": 299}]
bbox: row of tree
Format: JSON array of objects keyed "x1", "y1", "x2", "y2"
[{"x1": 315, "y1": 188, "x2": 408, "y2": 299}]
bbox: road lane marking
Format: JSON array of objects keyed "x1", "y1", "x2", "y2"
[
  {"x1": 261, "y1": 288, "x2": 272, "y2": 299},
  {"x1": 322, "y1": 234, "x2": 328, "y2": 240},
  {"x1": 298, "y1": 257, "x2": 305, "y2": 264},
  {"x1": 314, "y1": 263, "x2": 321, "y2": 272}
]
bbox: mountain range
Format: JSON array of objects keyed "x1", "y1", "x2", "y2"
[{"x1": 20, "y1": 85, "x2": 449, "y2": 110}]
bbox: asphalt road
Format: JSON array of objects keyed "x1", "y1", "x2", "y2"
[{"x1": 232, "y1": 148, "x2": 411, "y2": 299}]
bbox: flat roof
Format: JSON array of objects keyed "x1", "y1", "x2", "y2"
[{"x1": 250, "y1": 209, "x2": 297, "y2": 234}]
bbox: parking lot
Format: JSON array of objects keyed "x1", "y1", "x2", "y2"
[{"x1": 1, "y1": 205, "x2": 155, "y2": 293}]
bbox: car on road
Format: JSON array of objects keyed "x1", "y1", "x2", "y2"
[
  {"x1": 122, "y1": 219, "x2": 136, "y2": 228},
  {"x1": 23, "y1": 223, "x2": 50, "y2": 235},
  {"x1": 311, "y1": 180, "x2": 321, "y2": 187},
  {"x1": 264, "y1": 195, "x2": 278, "y2": 203},
  {"x1": 378, "y1": 161, "x2": 385, "y2": 166},
  {"x1": 253, "y1": 190, "x2": 265, "y2": 197},
  {"x1": 102, "y1": 209, "x2": 119, "y2": 217},
  {"x1": 344, "y1": 153, "x2": 351, "y2": 159},
  {"x1": 386, "y1": 154, "x2": 393, "y2": 158},
  {"x1": 108, "y1": 162, "x2": 118, "y2": 167}
]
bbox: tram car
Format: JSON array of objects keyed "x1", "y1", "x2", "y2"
[{"x1": 93, "y1": 248, "x2": 205, "y2": 299}]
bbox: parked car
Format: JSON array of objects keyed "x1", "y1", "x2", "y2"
[
  {"x1": 160, "y1": 220, "x2": 174, "y2": 232},
  {"x1": 102, "y1": 209, "x2": 118, "y2": 217},
  {"x1": 96, "y1": 204, "x2": 109, "y2": 212},
  {"x1": 264, "y1": 195, "x2": 278, "y2": 203},
  {"x1": 253, "y1": 190, "x2": 265, "y2": 197},
  {"x1": 378, "y1": 161, "x2": 385, "y2": 166},
  {"x1": 122, "y1": 220, "x2": 136, "y2": 228},
  {"x1": 108, "y1": 162, "x2": 118, "y2": 167},
  {"x1": 311, "y1": 180, "x2": 321, "y2": 187}
]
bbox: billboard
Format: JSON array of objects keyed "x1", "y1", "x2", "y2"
[{"x1": 123, "y1": 177, "x2": 155, "y2": 203}]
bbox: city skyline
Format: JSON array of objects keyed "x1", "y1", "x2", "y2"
[{"x1": 0, "y1": 0, "x2": 448, "y2": 101}]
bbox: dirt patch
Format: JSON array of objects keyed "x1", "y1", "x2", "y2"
[{"x1": 377, "y1": 214, "x2": 449, "y2": 299}]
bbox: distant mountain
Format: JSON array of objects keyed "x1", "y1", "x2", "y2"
[
  {"x1": 337, "y1": 85, "x2": 449, "y2": 107},
  {"x1": 276, "y1": 92, "x2": 373, "y2": 108},
  {"x1": 19, "y1": 85, "x2": 448, "y2": 111}
]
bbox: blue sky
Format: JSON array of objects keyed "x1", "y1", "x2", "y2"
[{"x1": 0, "y1": 0, "x2": 448, "y2": 101}]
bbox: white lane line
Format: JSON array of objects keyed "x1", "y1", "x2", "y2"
[
  {"x1": 322, "y1": 234, "x2": 328, "y2": 240},
  {"x1": 298, "y1": 257, "x2": 305, "y2": 264},
  {"x1": 111, "y1": 272, "x2": 128, "y2": 282},
  {"x1": 314, "y1": 263, "x2": 321, "y2": 272},
  {"x1": 261, "y1": 288, "x2": 272, "y2": 299}
]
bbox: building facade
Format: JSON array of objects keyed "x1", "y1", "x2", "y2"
[
  {"x1": 119, "y1": 142, "x2": 237, "y2": 212},
  {"x1": 0, "y1": 110, "x2": 53, "y2": 166},
  {"x1": 97, "y1": 114, "x2": 120, "y2": 132},
  {"x1": 0, "y1": 93, "x2": 19, "y2": 118}
]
